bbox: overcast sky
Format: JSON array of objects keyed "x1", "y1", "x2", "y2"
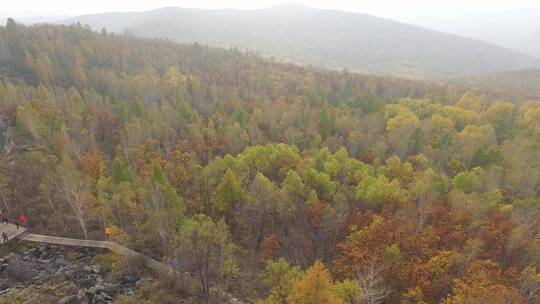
[{"x1": 1, "y1": 0, "x2": 539, "y2": 19}]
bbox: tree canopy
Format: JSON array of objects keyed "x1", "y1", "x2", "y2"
[{"x1": 0, "y1": 23, "x2": 538, "y2": 303}]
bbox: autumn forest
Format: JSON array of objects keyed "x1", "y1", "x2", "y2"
[{"x1": 0, "y1": 21, "x2": 539, "y2": 303}]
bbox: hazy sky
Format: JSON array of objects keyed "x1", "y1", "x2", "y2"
[{"x1": 1, "y1": 0, "x2": 539, "y2": 19}]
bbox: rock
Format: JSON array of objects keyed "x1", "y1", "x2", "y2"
[
  {"x1": 0, "y1": 246, "x2": 155, "y2": 303},
  {"x1": 94, "y1": 298, "x2": 109, "y2": 304},
  {"x1": 34, "y1": 247, "x2": 51, "y2": 260},
  {"x1": 211, "y1": 287, "x2": 245, "y2": 304},
  {"x1": 120, "y1": 275, "x2": 138, "y2": 286},
  {"x1": 99, "y1": 291, "x2": 113, "y2": 301},
  {"x1": 5, "y1": 253, "x2": 19, "y2": 261},
  {"x1": 77, "y1": 289, "x2": 86, "y2": 300},
  {"x1": 135, "y1": 277, "x2": 152, "y2": 289},
  {"x1": 85, "y1": 289, "x2": 95, "y2": 300},
  {"x1": 6, "y1": 253, "x2": 37, "y2": 282},
  {"x1": 57, "y1": 295, "x2": 81, "y2": 304},
  {"x1": 31, "y1": 248, "x2": 42, "y2": 259},
  {"x1": 123, "y1": 288, "x2": 135, "y2": 296},
  {"x1": 56, "y1": 282, "x2": 78, "y2": 295},
  {"x1": 87, "y1": 286, "x2": 98, "y2": 295},
  {"x1": 33, "y1": 277, "x2": 45, "y2": 285},
  {"x1": 102, "y1": 283, "x2": 120, "y2": 294},
  {"x1": 63, "y1": 269, "x2": 76, "y2": 280},
  {"x1": 82, "y1": 265, "x2": 100, "y2": 274},
  {"x1": 79, "y1": 277, "x2": 96, "y2": 289},
  {"x1": 90, "y1": 284, "x2": 105, "y2": 294}
]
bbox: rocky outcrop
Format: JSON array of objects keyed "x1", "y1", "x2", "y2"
[
  {"x1": 0, "y1": 244, "x2": 246, "y2": 303},
  {"x1": 0, "y1": 245, "x2": 153, "y2": 303}
]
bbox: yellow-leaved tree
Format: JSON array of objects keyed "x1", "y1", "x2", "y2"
[{"x1": 288, "y1": 260, "x2": 343, "y2": 304}]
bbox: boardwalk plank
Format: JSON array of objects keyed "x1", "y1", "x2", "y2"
[{"x1": 0, "y1": 223, "x2": 27, "y2": 242}]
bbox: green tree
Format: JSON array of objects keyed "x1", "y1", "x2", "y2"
[
  {"x1": 452, "y1": 171, "x2": 477, "y2": 194},
  {"x1": 263, "y1": 258, "x2": 303, "y2": 304},
  {"x1": 485, "y1": 102, "x2": 515, "y2": 142},
  {"x1": 179, "y1": 214, "x2": 230, "y2": 300},
  {"x1": 142, "y1": 160, "x2": 185, "y2": 253},
  {"x1": 356, "y1": 175, "x2": 404, "y2": 207},
  {"x1": 247, "y1": 173, "x2": 280, "y2": 251},
  {"x1": 333, "y1": 279, "x2": 362, "y2": 304},
  {"x1": 212, "y1": 170, "x2": 246, "y2": 220}
]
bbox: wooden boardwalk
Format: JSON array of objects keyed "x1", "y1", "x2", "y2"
[
  {"x1": 1, "y1": 222, "x2": 173, "y2": 277},
  {"x1": 0, "y1": 222, "x2": 27, "y2": 243}
]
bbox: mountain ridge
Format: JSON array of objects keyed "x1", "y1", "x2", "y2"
[
  {"x1": 397, "y1": 6, "x2": 540, "y2": 58},
  {"x1": 57, "y1": 5, "x2": 540, "y2": 79}
]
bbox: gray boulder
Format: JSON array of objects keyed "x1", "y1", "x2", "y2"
[
  {"x1": 135, "y1": 277, "x2": 152, "y2": 289},
  {"x1": 57, "y1": 295, "x2": 81, "y2": 304},
  {"x1": 6, "y1": 253, "x2": 37, "y2": 282},
  {"x1": 79, "y1": 277, "x2": 96, "y2": 289}
]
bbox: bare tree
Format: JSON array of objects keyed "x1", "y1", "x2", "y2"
[
  {"x1": 54, "y1": 156, "x2": 93, "y2": 239},
  {"x1": 357, "y1": 259, "x2": 391, "y2": 304},
  {"x1": 520, "y1": 266, "x2": 540, "y2": 304}
]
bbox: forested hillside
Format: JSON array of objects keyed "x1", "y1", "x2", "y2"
[
  {"x1": 0, "y1": 22, "x2": 539, "y2": 303},
  {"x1": 451, "y1": 69, "x2": 540, "y2": 102},
  {"x1": 58, "y1": 5, "x2": 540, "y2": 79}
]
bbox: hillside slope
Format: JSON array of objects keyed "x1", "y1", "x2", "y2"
[
  {"x1": 58, "y1": 4, "x2": 540, "y2": 79},
  {"x1": 451, "y1": 69, "x2": 540, "y2": 102}
]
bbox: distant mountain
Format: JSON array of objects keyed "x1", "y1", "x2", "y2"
[
  {"x1": 398, "y1": 7, "x2": 540, "y2": 58},
  {"x1": 451, "y1": 69, "x2": 540, "y2": 102},
  {"x1": 58, "y1": 5, "x2": 540, "y2": 79},
  {"x1": 515, "y1": 31, "x2": 540, "y2": 58},
  {"x1": 1, "y1": 15, "x2": 71, "y2": 26}
]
